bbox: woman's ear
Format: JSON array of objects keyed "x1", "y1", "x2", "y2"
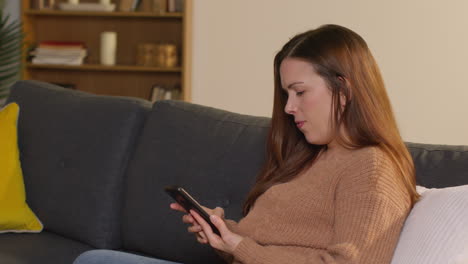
[
  {"x1": 338, "y1": 76, "x2": 351, "y2": 108},
  {"x1": 339, "y1": 91, "x2": 347, "y2": 108}
]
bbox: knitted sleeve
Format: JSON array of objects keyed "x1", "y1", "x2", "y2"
[{"x1": 231, "y1": 153, "x2": 410, "y2": 264}]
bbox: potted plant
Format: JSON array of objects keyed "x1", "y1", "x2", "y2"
[{"x1": 0, "y1": 0, "x2": 22, "y2": 105}]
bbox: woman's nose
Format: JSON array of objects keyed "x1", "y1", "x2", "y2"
[{"x1": 284, "y1": 99, "x2": 296, "y2": 115}]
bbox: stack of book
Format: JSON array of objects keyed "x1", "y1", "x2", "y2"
[
  {"x1": 58, "y1": 3, "x2": 116, "y2": 12},
  {"x1": 150, "y1": 85, "x2": 181, "y2": 102},
  {"x1": 31, "y1": 41, "x2": 87, "y2": 66},
  {"x1": 167, "y1": 0, "x2": 184, "y2": 12},
  {"x1": 119, "y1": 0, "x2": 142, "y2": 11},
  {"x1": 119, "y1": 0, "x2": 183, "y2": 12}
]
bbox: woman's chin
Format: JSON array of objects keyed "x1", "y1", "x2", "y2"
[
  {"x1": 304, "y1": 134, "x2": 332, "y2": 146},
  {"x1": 304, "y1": 135, "x2": 323, "y2": 145}
]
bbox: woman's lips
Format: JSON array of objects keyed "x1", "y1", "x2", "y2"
[{"x1": 296, "y1": 121, "x2": 305, "y2": 128}]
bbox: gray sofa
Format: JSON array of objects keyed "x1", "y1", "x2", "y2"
[{"x1": 0, "y1": 80, "x2": 467, "y2": 264}]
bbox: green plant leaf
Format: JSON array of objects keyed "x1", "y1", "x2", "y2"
[{"x1": 0, "y1": 9, "x2": 23, "y2": 99}]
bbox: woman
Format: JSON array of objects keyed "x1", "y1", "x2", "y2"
[
  {"x1": 74, "y1": 24, "x2": 418, "y2": 264},
  {"x1": 172, "y1": 24, "x2": 419, "y2": 264}
]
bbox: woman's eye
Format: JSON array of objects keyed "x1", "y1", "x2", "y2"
[{"x1": 296, "y1": 91, "x2": 304, "y2": 96}]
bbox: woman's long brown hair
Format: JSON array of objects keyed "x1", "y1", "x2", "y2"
[{"x1": 243, "y1": 24, "x2": 419, "y2": 215}]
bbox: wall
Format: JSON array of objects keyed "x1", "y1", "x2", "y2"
[
  {"x1": 3, "y1": 0, "x2": 20, "y2": 21},
  {"x1": 9, "y1": 1, "x2": 468, "y2": 145},
  {"x1": 192, "y1": 0, "x2": 468, "y2": 145}
]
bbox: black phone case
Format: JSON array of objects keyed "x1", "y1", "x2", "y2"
[{"x1": 165, "y1": 185, "x2": 221, "y2": 235}]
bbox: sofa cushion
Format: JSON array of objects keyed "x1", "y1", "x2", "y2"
[
  {"x1": 122, "y1": 100, "x2": 270, "y2": 264},
  {"x1": 391, "y1": 184, "x2": 468, "y2": 264},
  {"x1": 0, "y1": 231, "x2": 93, "y2": 264},
  {"x1": 406, "y1": 142, "x2": 468, "y2": 187},
  {"x1": 0, "y1": 103, "x2": 42, "y2": 233},
  {"x1": 6, "y1": 80, "x2": 151, "y2": 248}
]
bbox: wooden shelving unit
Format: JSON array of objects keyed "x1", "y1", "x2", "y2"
[
  {"x1": 24, "y1": 10, "x2": 183, "y2": 18},
  {"x1": 21, "y1": 0, "x2": 192, "y2": 101},
  {"x1": 26, "y1": 63, "x2": 182, "y2": 72}
]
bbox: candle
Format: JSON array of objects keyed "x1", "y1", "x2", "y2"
[
  {"x1": 100, "y1": 0, "x2": 111, "y2": 5},
  {"x1": 100, "y1": 32, "x2": 117, "y2": 66}
]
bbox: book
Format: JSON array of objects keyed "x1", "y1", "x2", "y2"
[
  {"x1": 58, "y1": 3, "x2": 116, "y2": 12},
  {"x1": 150, "y1": 85, "x2": 181, "y2": 102},
  {"x1": 150, "y1": 85, "x2": 165, "y2": 102},
  {"x1": 175, "y1": 0, "x2": 184, "y2": 12},
  {"x1": 38, "y1": 41, "x2": 86, "y2": 49},
  {"x1": 167, "y1": 0, "x2": 183, "y2": 12},
  {"x1": 119, "y1": 0, "x2": 133, "y2": 11},
  {"x1": 163, "y1": 90, "x2": 172, "y2": 100},
  {"x1": 172, "y1": 89, "x2": 181, "y2": 100},
  {"x1": 31, "y1": 41, "x2": 88, "y2": 66},
  {"x1": 33, "y1": 48, "x2": 87, "y2": 57},
  {"x1": 32, "y1": 56, "x2": 84, "y2": 65},
  {"x1": 131, "y1": 0, "x2": 142, "y2": 11}
]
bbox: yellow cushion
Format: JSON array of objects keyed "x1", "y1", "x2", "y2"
[{"x1": 0, "y1": 103, "x2": 43, "y2": 233}]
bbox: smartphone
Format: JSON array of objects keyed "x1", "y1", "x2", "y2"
[{"x1": 165, "y1": 185, "x2": 221, "y2": 236}]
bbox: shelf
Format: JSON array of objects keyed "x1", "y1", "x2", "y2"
[
  {"x1": 24, "y1": 9, "x2": 183, "y2": 18},
  {"x1": 27, "y1": 63, "x2": 182, "y2": 73},
  {"x1": 21, "y1": 0, "x2": 192, "y2": 101}
]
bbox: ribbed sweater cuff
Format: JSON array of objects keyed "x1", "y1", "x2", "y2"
[{"x1": 232, "y1": 237, "x2": 262, "y2": 263}]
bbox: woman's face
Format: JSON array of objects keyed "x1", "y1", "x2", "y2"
[{"x1": 280, "y1": 57, "x2": 336, "y2": 145}]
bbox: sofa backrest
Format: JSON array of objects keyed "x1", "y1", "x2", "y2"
[
  {"x1": 6, "y1": 80, "x2": 151, "y2": 249},
  {"x1": 121, "y1": 100, "x2": 270, "y2": 264},
  {"x1": 7, "y1": 80, "x2": 467, "y2": 260},
  {"x1": 407, "y1": 142, "x2": 468, "y2": 188}
]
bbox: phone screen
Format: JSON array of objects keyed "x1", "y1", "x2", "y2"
[{"x1": 165, "y1": 185, "x2": 221, "y2": 235}]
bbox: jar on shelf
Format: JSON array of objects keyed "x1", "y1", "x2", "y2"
[
  {"x1": 136, "y1": 43, "x2": 158, "y2": 66},
  {"x1": 154, "y1": 44, "x2": 178, "y2": 68},
  {"x1": 137, "y1": 43, "x2": 178, "y2": 68},
  {"x1": 161, "y1": 44, "x2": 178, "y2": 68}
]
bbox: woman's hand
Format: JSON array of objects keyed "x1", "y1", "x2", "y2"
[
  {"x1": 190, "y1": 209, "x2": 244, "y2": 254},
  {"x1": 169, "y1": 203, "x2": 225, "y2": 244},
  {"x1": 169, "y1": 203, "x2": 244, "y2": 254}
]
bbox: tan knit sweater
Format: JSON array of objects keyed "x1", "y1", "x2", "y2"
[{"x1": 223, "y1": 145, "x2": 411, "y2": 264}]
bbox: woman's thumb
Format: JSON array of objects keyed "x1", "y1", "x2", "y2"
[{"x1": 213, "y1": 207, "x2": 225, "y2": 218}]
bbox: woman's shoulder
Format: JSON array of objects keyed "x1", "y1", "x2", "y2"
[
  {"x1": 333, "y1": 145, "x2": 388, "y2": 168},
  {"x1": 335, "y1": 145, "x2": 411, "y2": 210},
  {"x1": 335, "y1": 145, "x2": 400, "y2": 192}
]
